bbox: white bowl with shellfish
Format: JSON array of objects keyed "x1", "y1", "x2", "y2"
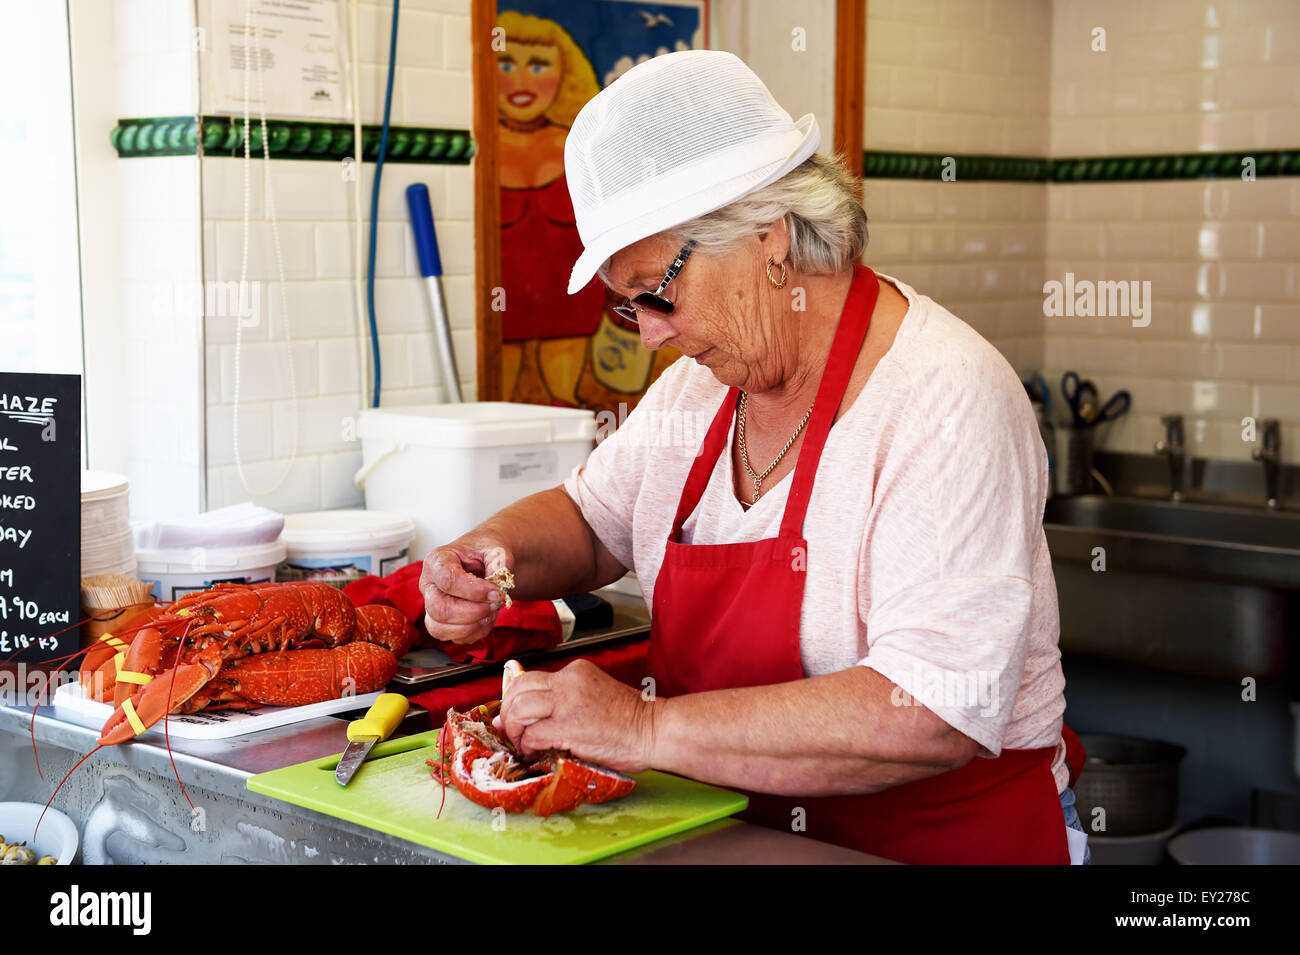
[{"x1": 0, "y1": 802, "x2": 79, "y2": 865}]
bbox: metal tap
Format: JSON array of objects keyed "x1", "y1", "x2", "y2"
[
  {"x1": 1154, "y1": 414, "x2": 1186, "y2": 501},
  {"x1": 1251, "y1": 418, "x2": 1282, "y2": 510}
]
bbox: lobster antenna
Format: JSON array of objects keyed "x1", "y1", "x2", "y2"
[
  {"x1": 38, "y1": 616, "x2": 199, "y2": 828},
  {"x1": 162, "y1": 620, "x2": 197, "y2": 812},
  {"x1": 35, "y1": 743, "x2": 103, "y2": 841},
  {"x1": 1, "y1": 622, "x2": 98, "y2": 667},
  {"x1": 30, "y1": 674, "x2": 50, "y2": 780},
  {"x1": 0, "y1": 600, "x2": 164, "y2": 666},
  {"x1": 24, "y1": 615, "x2": 175, "y2": 776},
  {"x1": 24, "y1": 644, "x2": 107, "y2": 780},
  {"x1": 437, "y1": 719, "x2": 448, "y2": 818}
]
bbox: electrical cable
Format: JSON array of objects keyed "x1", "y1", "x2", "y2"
[
  {"x1": 366, "y1": 0, "x2": 400, "y2": 408},
  {"x1": 348, "y1": 0, "x2": 368, "y2": 411},
  {"x1": 233, "y1": 0, "x2": 297, "y2": 498}
]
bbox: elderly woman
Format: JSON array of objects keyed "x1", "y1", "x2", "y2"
[{"x1": 421, "y1": 50, "x2": 1086, "y2": 864}]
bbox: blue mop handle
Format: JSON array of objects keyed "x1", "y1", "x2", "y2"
[{"x1": 405, "y1": 184, "x2": 443, "y2": 278}]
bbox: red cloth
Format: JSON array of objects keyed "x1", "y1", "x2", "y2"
[
  {"x1": 342, "y1": 563, "x2": 563, "y2": 664},
  {"x1": 409, "y1": 638, "x2": 648, "y2": 728}
]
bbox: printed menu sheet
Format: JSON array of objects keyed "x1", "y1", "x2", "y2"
[{"x1": 208, "y1": 0, "x2": 352, "y2": 120}]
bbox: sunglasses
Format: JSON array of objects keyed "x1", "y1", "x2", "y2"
[{"x1": 611, "y1": 241, "x2": 696, "y2": 325}]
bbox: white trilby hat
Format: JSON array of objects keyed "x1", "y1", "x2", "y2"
[{"x1": 564, "y1": 49, "x2": 820, "y2": 294}]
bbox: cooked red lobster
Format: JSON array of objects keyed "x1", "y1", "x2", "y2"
[
  {"x1": 428, "y1": 661, "x2": 636, "y2": 816},
  {"x1": 77, "y1": 581, "x2": 414, "y2": 745}
]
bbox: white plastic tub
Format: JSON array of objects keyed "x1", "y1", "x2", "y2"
[
  {"x1": 355, "y1": 402, "x2": 596, "y2": 560},
  {"x1": 134, "y1": 537, "x2": 287, "y2": 603},
  {"x1": 277, "y1": 509, "x2": 416, "y2": 587}
]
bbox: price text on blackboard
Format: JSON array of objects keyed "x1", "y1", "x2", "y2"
[{"x1": 0, "y1": 373, "x2": 81, "y2": 662}]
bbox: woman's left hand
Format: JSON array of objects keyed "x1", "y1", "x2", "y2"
[{"x1": 496, "y1": 659, "x2": 655, "y2": 774}]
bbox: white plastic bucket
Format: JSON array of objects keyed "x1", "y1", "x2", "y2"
[
  {"x1": 135, "y1": 537, "x2": 286, "y2": 603},
  {"x1": 356, "y1": 402, "x2": 596, "y2": 560},
  {"x1": 276, "y1": 509, "x2": 416, "y2": 587}
]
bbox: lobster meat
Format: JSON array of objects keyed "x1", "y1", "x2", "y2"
[
  {"x1": 76, "y1": 581, "x2": 413, "y2": 745},
  {"x1": 427, "y1": 660, "x2": 636, "y2": 816}
]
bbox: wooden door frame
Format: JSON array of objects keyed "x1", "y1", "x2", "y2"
[
  {"x1": 834, "y1": 0, "x2": 866, "y2": 193},
  {"x1": 471, "y1": 0, "x2": 503, "y2": 400},
  {"x1": 470, "y1": 0, "x2": 867, "y2": 400}
]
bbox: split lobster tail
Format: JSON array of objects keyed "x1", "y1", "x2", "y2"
[{"x1": 428, "y1": 700, "x2": 636, "y2": 817}]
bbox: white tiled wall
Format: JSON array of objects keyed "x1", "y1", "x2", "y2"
[
  {"x1": 862, "y1": 0, "x2": 1299, "y2": 464},
  {"x1": 863, "y1": 0, "x2": 1052, "y2": 374},
  {"x1": 200, "y1": 157, "x2": 477, "y2": 512},
  {"x1": 116, "y1": 0, "x2": 199, "y2": 118},
  {"x1": 1045, "y1": 0, "x2": 1300, "y2": 465},
  {"x1": 866, "y1": 0, "x2": 1052, "y2": 157},
  {"x1": 712, "y1": 0, "x2": 836, "y2": 146},
  {"x1": 115, "y1": 0, "x2": 205, "y2": 520},
  {"x1": 1050, "y1": 0, "x2": 1298, "y2": 156},
  {"x1": 866, "y1": 180, "x2": 1048, "y2": 375},
  {"x1": 196, "y1": 0, "x2": 478, "y2": 513}
]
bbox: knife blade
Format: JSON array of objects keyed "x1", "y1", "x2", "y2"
[{"x1": 335, "y1": 693, "x2": 409, "y2": 786}]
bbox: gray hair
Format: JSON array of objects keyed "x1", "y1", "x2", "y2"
[{"x1": 597, "y1": 152, "x2": 869, "y2": 283}]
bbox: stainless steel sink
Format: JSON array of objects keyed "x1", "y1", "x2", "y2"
[{"x1": 1044, "y1": 495, "x2": 1299, "y2": 681}]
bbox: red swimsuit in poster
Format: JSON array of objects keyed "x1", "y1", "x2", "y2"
[{"x1": 500, "y1": 175, "x2": 606, "y2": 341}]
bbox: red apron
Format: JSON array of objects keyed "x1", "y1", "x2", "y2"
[{"x1": 647, "y1": 265, "x2": 1070, "y2": 864}]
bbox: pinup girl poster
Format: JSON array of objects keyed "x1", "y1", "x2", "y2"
[{"x1": 496, "y1": 0, "x2": 709, "y2": 415}]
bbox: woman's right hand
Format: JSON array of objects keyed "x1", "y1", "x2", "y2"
[{"x1": 419, "y1": 539, "x2": 514, "y2": 645}]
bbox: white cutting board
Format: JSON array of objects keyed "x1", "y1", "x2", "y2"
[{"x1": 51, "y1": 681, "x2": 381, "y2": 740}]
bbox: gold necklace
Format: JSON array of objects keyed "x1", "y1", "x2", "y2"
[{"x1": 736, "y1": 392, "x2": 814, "y2": 506}]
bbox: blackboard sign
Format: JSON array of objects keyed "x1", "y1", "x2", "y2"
[{"x1": 0, "y1": 373, "x2": 80, "y2": 663}]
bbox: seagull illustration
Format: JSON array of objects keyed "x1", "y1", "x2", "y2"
[{"x1": 638, "y1": 10, "x2": 674, "y2": 28}]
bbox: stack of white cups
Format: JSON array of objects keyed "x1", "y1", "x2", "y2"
[{"x1": 80, "y1": 471, "x2": 135, "y2": 577}]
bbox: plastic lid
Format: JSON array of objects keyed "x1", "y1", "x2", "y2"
[
  {"x1": 135, "y1": 537, "x2": 287, "y2": 574},
  {"x1": 281, "y1": 510, "x2": 416, "y2": 555},
  {"x1": 357, "y1": 402, "x2": 596, "y2": 449},
  {"x1": 81, "y1": 470, "x2": 129, "y2": 503}
]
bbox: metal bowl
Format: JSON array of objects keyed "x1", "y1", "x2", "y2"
[
  {"x1": 1169, "y1": 827, "x2": 1300, "y2": 865},
  {"x1": 1085, "y1": 821, "x2": 1181, "y2": 865},
  {"x1": 1073, "y1": 734, "x2": 1188, "y2": 837}
]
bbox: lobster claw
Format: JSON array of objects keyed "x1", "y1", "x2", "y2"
[{"x1": 97, "y1": 662, "x2": 213, "y2": 745}]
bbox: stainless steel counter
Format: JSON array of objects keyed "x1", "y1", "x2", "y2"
[{"x1": 0, "y1": 702, "x2": 890, "y2": 865}]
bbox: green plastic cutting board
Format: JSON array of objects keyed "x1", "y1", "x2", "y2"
[{"x1": 246, "y1": 729, "x2": 748, "y2": 865}]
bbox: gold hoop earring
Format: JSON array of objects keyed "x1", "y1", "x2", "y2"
[{"x1": 766, "y1": 257, "x2": 788, "y2": 289}]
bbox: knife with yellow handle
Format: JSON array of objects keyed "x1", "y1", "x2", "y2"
[{"x1": 335, "y1": 693, "x2": 410, "y2": 786}]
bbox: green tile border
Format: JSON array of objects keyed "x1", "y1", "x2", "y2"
[
  {"x1": 111, "y1": 116, "x2": 475, "y2": 164},
  {"x1": 1051, "y1": 150, "x2": 1298, "y2": 181},
  {"x1": 863, "y1": 148, "x2": 1300, "y2": 182},
  {"x1": 863, "y1": 152, "x2": 1049, "y2": 181}
]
